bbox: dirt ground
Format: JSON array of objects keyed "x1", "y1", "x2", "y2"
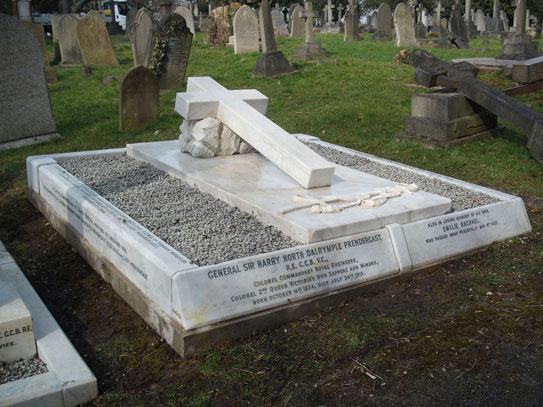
[{"x1": 0, "y1": 183, "x2": 541, "y2": 406}]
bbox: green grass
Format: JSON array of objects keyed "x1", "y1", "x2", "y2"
[{"x1": 1, "y1": 33, "x2": 542, "y2": 406}]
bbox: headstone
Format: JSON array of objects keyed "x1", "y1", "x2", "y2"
[
  {"x1": 501, "y1": 0, "x2": 539, "y2": 61},
  {"x1": 17, "y1": 0, "x2": 31, "y2": 21},
  {"x1": 126, "y1": 7, "x2": 138, "y2": 39},
  {"x1": 449, "y1": 5, "x2": 469, "y2": 48},
  {"x1": 253, "y1": 0, "x2": 294, "y2": 77},
  {"x1": 441, "y1": 17, "x2": 448, "y2": 31},
  {"x1": 405, "y1": 92, "x2": 497, "y2": 147},
  {"x1": 271, "y1": 2, "x2": 289, "y2": 35},
  {"x1": 500, "y1": 10, "x2": 509, "y2": 31},
  {"x1": 50, "y1": 14, "x2": 62, "y2": 63},
  {"x1": 294, "y1": 1, "x2": 328, "y2": 61},
  {"x1": 233, "y1": 5, "x2": 260, "y2": 54},
  {"x1": 58, "y1": 14, "x2": 83, "y2": 65},
  {"x1": 290, "y1": 5, "x2": 304, "y2": 38},
  {"x1": 131, "y1": 8, "x2": 154, "y2": 67},
  {"x1": 475, "y1": 9, "x2": 485, "y2": 33},
  {"x1": 374, "y1": 2, "x2": 392, "y2": 40},
  {"x1": 76, "y1": 11, "x2": 119, "y2": 66},
  {"x1": 393, "y1": 3, "x2": 416, "y2": 47},
  {"x1": 0, "y1": 14, "x2": 57, "y2": 149},
  {"x1": 324, "y1": 0, "x2": 335, "y2": 30},
  {"x1": 151, "y1": 13, "x2": 193, "y2": 90},
  {"x1": 344, "y1": 0, "x2": 359, "y2": 41},
  {"x1": 0, "y1": 279, "x2": 37, "y2": 363},
  {"x1": 120, "y1": 66, "x2": 159, "y2": 131},
  {"x1": 175, "y1": 5, "x2": 196, "y2": 34},
  {"x1": 26, "y1": 22, "x2": 58, "y2": 84}
]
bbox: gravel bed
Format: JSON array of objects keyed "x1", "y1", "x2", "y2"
[
  {"x1": 60, "y1": 144, "x2": 499, "y2": 265},
  {"x1": 307, "y1": 143, "x2": 499, "y2": 211},
  {"x1": 0, "y1": 358, "x2": 48, "y2": 385},
  {"x1": 61, "y1": 156, "x2": 299, "y2": 266}
]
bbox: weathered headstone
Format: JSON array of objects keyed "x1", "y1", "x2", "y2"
[
  {"x1": 253, "y1": 0, "x2": 294, "y2": 77},
  {"x1": 233, "y1": 5, "x2": 260, "y2": 54},
  {"x1": 151, "y1": 13, "x2": 193, "y2": 90},
  {"x1": 131, "y1": 8, "x2": 154, "y2": 67},
  {"x1": 50, "y1": 14, "x2": 62, "y2": 63},
  {"x1": 290, "y1": 5, "x2": 304, "y2": 38},
  {"x1": 393, "y1": 2, "x2": 416, "y2": 47},
  {"x1": 271, "y1": 2, "x2": 289, "y2": 35},
  {"x1": 26, "y1": 22, "x2": 58, "y2": 83},
  {"x1": 58, "y1": 14, "x2": 83, "y2": 65},
  {"x1": 77, "y1": 11, "x2": 119, "y2": 66},
  {"x1": 0, "y1": 14, "x2": 57, "y2": 149},
  {"x1": 502, "y1": 0, "x2": 539, "y2": 60},
  {"x1": 176, "y1": 5, "x2": 196, "y2": 34},
  {"x1": 474, "y1": 9, "x2": 485, "y2": 33},
  {"x1": 374, "y1": 2, "x2": 392, "y2": 40},
  {"x1": 449, "y1": 4, "x2": 469, "y2": 48},
  {"x1": 126, "y1": 7, "x2": 138, "y2": 39},
  {"x1": 294, "y1": 1, "x2": 328, "y2": 61},
  {"x1": 120, "y1": 66, "x2": 159, "y2": 131},
  {"x1": 344, "y1": 0, "x2": 359, "y2": 41}
]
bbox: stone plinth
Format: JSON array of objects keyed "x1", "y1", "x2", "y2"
[
  {"x1": 405, "y1": 92, "x2": 497, "y2": 147},
  {"x1": 0, "y1": 280, "x2": 36, "y2": 363},
  {"x1": 293, "y1": 42, "x2": 329, "y2": 61}
]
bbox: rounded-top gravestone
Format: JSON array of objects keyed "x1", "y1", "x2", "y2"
[
  {"x1": 131, "y1": 8, "x2": 154, "y2": 67},
  {"x1": 374, "y1": 2, "x2": 393, "y2": 40},
  {"x1": 120, "y1": 65, "x2": 159, "y2": 131},
  {"x1": 76, "y1": 11, "x2": 119, "y2": 67},
  {"x1": 289, "y1": 5, "x2": 304, "y2": 38},
  {"x1": 393, "y1": 2, "x2": 417, "y2": 47},
  {"x1": 0, "y1": 14, "x2": 56, "y2": 147},
  {"x1": 233, "y1": 5, "x2": 259, "y2": 54},
  {"x1": 175, "y1": 5, "x2": 195, "y2": 34}
]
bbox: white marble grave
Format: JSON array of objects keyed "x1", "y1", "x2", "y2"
[
  {"x1": 128, "y1": 140, "x2": 452, "y2": 244},
  {"x1": 26, "y1": 136, "x2": 532, "y2": 354},
  {"x1": 0, "y1": 278, "x2": 36, "y2": 363},
  {"x1": 175, "y1": 77, "x2": 335, "y2": 189}
]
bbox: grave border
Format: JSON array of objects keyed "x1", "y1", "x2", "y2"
[
  {"x1": 26, "y1": 136, "x2": 532, "y2": 356},
  {"x1": 0, "y1": 240, "x2": 97, "y2": 406}
]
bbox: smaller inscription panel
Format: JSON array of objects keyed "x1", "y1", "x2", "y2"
[
  {"x1": 38, "y1": 164, "x2": 194, "y2": 314},
  {"x1": 403, "y1": 198, "x2": 531, "y2": 268},
  {"x1": 173, "y1": 229, "x2": 401, "y2": 330}
]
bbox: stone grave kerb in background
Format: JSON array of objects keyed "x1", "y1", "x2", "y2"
[{"x1": 174, "y1": 77, "x2": 335, "y2": 188}]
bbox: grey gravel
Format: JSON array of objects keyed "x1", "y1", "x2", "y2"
[
  {"x1": 0, "y1": 358, "x2": 48, "y2": 385},
  {"x1": 307, "y1": 143, "x2": 499, "y2": 211},
  {"x1": 60, "y1": 144, "x2": 499, "y2": 265},
  {"x1": 60, "y1": 156, "x2": 299, "y2": 266}
]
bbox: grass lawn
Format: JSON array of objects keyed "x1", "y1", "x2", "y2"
[{"x1": 0, "y1": 33, "x2": 542, "y2": 406}]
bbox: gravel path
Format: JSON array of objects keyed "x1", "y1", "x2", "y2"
[
  {"x1": 307, "y1": 143, "x2": 498, "y2": 211},
  {"x1": 0, "y1": 358, "x2": 48, "y2": 385},
  {"x1": 60, "y1": 144, "x2": 498, "y2": 265}
]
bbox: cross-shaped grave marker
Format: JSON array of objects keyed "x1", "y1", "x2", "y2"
[
  {"x1": 337, "y1": 3, "x2": 344, "y2": 22},
  {"x1": 175, "y1": 77, "x2": 335, "y2": 188},
  {"x1": 325, "y1": 0, "x2": 335, "y2": 25},
  {"x1": 301, "y1": 1, "x2": 318, "y2": 42}
]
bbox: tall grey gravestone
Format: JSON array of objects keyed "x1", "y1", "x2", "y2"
[
  {"x1": 58, "y1": 14, "x2": 83, "y2": 65},
  {"x1": 152, "y1": 13, "x2": 193, "y2": 90},
  {"x1": 344, "y1": 0, "x2": 359, "y2": 41},
  {"x1": 126, "y1": 7, "x2": 138, "y2": 39},
  {"x1": 374, "y1": 2, "x2": 393, "y2": 40},
  {"x1": 449, "y1": 5, "x2": 469, "y2": 48},
  {"x1": 131, "y1": 8, "x2": 154, "y2": 67},
  {"x1": 290, "y1": 5, "x2": 304, "y2": 38},
  {"x1": 120, "y1": 66, "x2": 159, "y2": 131},
  {"x1": 233, "y1": 5, "x2": 260, "y2": 54},
  {"x1": 394, "y1": 3, "x2": 416, "y2": 47},
  {"x1": 0, "y1": 14, "x2": 57, "y2": 149},
  {"x1": 271, "y1": 2, "x2": 289, "y2": 36}
]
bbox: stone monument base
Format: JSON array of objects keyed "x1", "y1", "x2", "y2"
[
  {"x1": 253, "y1": 50, "x2": 295, "y2": 77},
  {"x1": 293, "y1": 42, "x2": 329, "y2": 62},
  {"x1": 404, "y1": 92, "x2": 497, "y2": 147},
  {"x1": 26, "y1": 137, "x2": 531, "y2": 356},
  {"x1": 501, "y1": 33, "x2": 540, "y2": 61}
]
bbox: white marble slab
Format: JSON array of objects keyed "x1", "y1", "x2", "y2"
[
  {"x1": 127, "y1": 140, "x2": 452, "y2": 244},
  {"x1": 0, "y1": 278, "x2": 36, "y2": 363},
  {"x1": 0, "y1": 240, "x2": 97, "y2": 406},
  {"x1": 451, "y1": 55, "x2": 543, "y2": 68},
  {"x1": 37, "y1": 164, "x2": 194, "y2": 315},
  {"x1": 176, "y1": 77, "x2": 336, "y2": 188},
  {"x1": 402, "y1": 198, "x2": 532, "y2": 268},
  {"x1": 172, "y1": 228, "x2": 402, "y2": 330}
]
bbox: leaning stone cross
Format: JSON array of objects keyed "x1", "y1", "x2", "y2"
[
  {"x1": 176, "y1": 77, "x2": 335, "y2": 188},
  {"x1": 301, "y1": 1, "x2": 318, "y2": 43}
]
